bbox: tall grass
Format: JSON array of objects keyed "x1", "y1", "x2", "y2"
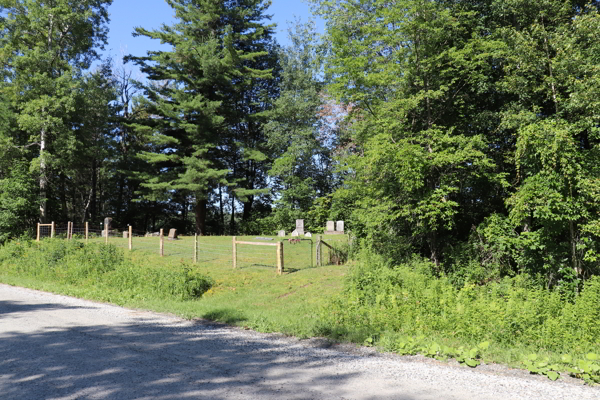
[
  {"x1": 0, "y1": 238, "x2": 213, "y2": 302},
  {"x1": 318, "y1": 251, "x2": 600, "y2": 356}
]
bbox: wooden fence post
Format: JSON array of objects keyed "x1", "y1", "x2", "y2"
[
  {"x1": 36, "y1": 223, "x2": 40, "y2": 242},
  {"x1": 105, "y1": 223, "x2": 108, "y2": 245},
  {"x1": 232, "y1": 236, "x2": 237, "y2": 269},
  {"x1": 277, "y1": 241, "x2": 284, "y2": 275},
  {"x1": 85, "y1": 222, "x2": 88, "y2": 244},
  {"x1": 51, "y1": 221, "x2": 55, "y2": 238},
  {"x1": 129, "y1": 226, "x2": 133, "y2": 251},
  {"x1": 194, "y1": 233, "x2": 197, "y2": 263},
  {"x1": 316, "y1": 235, "x2": 321, "y2": 267},
  {"x1": 160, "y1": 229, "x2": 164, "y2": 257},
  {"x1": 66, "y1": 221, "x2": 71, "y2": 240},
  {"x1": 69, "y1": 221, "x2": 73, "y2": 240}
]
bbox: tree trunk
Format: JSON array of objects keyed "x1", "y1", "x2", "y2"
[
  {"x1": 39, "y1": 127, "x2": 47, "y2": 223},
  {"x1": 91, "y1": 158, "x2": 97, "y2": 223},
  {"x1": 219, "y1": 184, "x2": 225, "y2": 235},
  {"x1": 60, "y1": 173, "x2": 68, "y2": 221},
  {"x1": 230, "y1": 193, "x2": 235, "y2": 235},
  {"x1": 242, "y1": 195, "x2": 254, "y2": 221},
  {"x1": 195, "y1": 197, "x2": 207, "y2": 236},
  {"x1": 117, "y1": 172, "x2": 124, "y2": 221}
]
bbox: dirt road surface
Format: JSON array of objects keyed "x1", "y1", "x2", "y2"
[{"x1": 1, "y1": 283, "x2": 599, "y2": 400}]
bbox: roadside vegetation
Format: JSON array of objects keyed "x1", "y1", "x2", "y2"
[{"x1": 1, "y1": 238, "x2": 599, "y2": 384}]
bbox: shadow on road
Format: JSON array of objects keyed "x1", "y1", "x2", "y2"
[
  {"x1": 0, "y1": 300, "x2": 417, "y2": 400},
  {"x1": 0, "y1": 300, "x2": 87, "y2": 317}
]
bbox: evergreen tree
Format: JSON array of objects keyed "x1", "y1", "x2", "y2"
[{"x1": 128, "y1": 0, "x2": 276, "y2": 235}]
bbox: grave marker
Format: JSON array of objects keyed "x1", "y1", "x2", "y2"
[{"x1": 296, "y1": 219, "x2": 305, "y2": 235}]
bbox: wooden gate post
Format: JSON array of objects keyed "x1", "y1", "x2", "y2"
[
  {"x1": 160, "y1": 229, "x2": 164, "y2": 257},
  {"x1": 128, "y1": 226, "x2": 133, "y2": 251},
  {"x1": 277, "y1": 241, "x2": 284, "y2": 275},
  {"x1": 85, "y1": 222, "x2": 88, "y2": 244},
  {"x1": 232, "y1": 236, "x2": 237, "y2": 269},
  {"x1": 36, "y1": 223, "x2": 40, "y2": 242},
  {"x1": 51, "y1": 221, "x2": 55, "y2": 238},
  {"x1": 105, "y1": 223, "x2": 108, "y2": 245},
  {"x1": 194, "y1": 233, "x2": 198, "y2": 263},
  {"x1": 316, "y1": 235, "x2": 322, "y2": 267}
]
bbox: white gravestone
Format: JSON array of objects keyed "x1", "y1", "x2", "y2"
[
  {"x1": 291, "y1": 229, "x2": 299, "y2": 237},
  {"x1": 305, "y1": 232, "x2": 312, "y2": 237},
  {"x1": 278, "y1": 230, "x2": 286, "y2": 237},
  {"x1": 336, "y1": 221, "x2": 344, "y2": 233},
  {"x1": 326, "y1": 221, "x2": 335, "y2": 232},
  {"x1": 296, "y1": 219, "x2": 305, "y2": 235}
]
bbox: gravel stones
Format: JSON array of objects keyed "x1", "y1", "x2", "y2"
[{"x1": 1, "y1": 283, "x2": 599, "y2": 400}]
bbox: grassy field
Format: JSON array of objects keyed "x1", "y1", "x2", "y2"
[{"x1": 91, "y1": 233, "x2": 349, "y2": 272}]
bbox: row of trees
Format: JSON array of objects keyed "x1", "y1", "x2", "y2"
[
  {"x1": 1, "y1": 0, "x2": 599, "y2": 288},
  {"x1": 312, "y1": 0, "x2": 600, "y2": 286},
  {"x1": 0, "y1": 0, "x2": 337, "y2": 241}
]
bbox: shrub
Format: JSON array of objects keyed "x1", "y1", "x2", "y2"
[{"x1": 321, "y1": 250, "x2": 600, "y2": 354}]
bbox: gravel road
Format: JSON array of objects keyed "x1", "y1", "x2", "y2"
[{"x1": 1, "y1": 283, "x2": 599, "y2": 400}]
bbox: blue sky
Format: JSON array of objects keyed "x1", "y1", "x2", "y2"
[{"x1": 103, "y1": 0, "x2": 321, "y2": 64}]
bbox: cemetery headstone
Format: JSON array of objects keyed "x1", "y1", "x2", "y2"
[
  {"x1": 326, "y1": 221, "x2": 335, "y2": 232},
  {"x1": 296, "y1": 219, "x2": 305, "y2": 235},
  {"x1": 123, "y1": 231, "x2": 129, "y2": 239},
  {"x1": 278, "y1": 230, "x2": 286, "y2": 237},
  {"x1": 336, "y1": 221, "x2": 345, "y2": 233},
  {"x1": 291, "y1": 229, "x2": 299, "y2": 237},
  {"x1": 168, "y1": 229, "x2": 178, "y2": 240},
  {"x1": 305, "y1": 232, "x2": 312, "y2": 237}
]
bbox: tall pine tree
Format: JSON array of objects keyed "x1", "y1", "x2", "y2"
[{"x1": 128, "y1": 0, "x2": 276, "y2": 235}]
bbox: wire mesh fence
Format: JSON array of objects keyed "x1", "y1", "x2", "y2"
[{"x1": 34, "y1": 222, "x2": 351, "y2": 273}]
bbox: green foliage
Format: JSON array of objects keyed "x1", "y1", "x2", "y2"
[
  {"x1": 0, "y1": 239, "x2": 213, "y2": 301},
  {"x1": 263, "y1": 20, "x2": 337, "y2": 230},
  {"x1": 321, "y1": 253, "x2": 600, "y2": 359},
  {"x1": 0, "y1": 160, "x2": 38, "y2": 243},
  {"x1": 0, "y1": 0, "x2": 112, "y2": 223},
  {"x1": 523, "y1": 354, "x2": 562, "y2": 381}
]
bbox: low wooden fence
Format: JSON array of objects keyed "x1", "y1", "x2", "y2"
[
  {"x1": 35, "y1": 222, "x2": 347, "y2": 274},
  {"x1": 232, "y1": 236, "x2": 284, "y2": 275}
]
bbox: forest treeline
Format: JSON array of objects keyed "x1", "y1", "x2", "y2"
[{"x1": 1, "y1": 0, "x2": 599, "y2": 290}]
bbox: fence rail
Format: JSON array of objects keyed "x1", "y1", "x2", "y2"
[{"x1": 35, "y1": 222, "x2": 348, "y2": 274}]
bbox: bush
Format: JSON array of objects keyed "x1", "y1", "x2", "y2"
[
  {"x1": 320, "y1": 251, "x2": 600, "y2": 354},
  {"x1": 0, "y1": 239, "x2": 213, "y2": 301}
]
